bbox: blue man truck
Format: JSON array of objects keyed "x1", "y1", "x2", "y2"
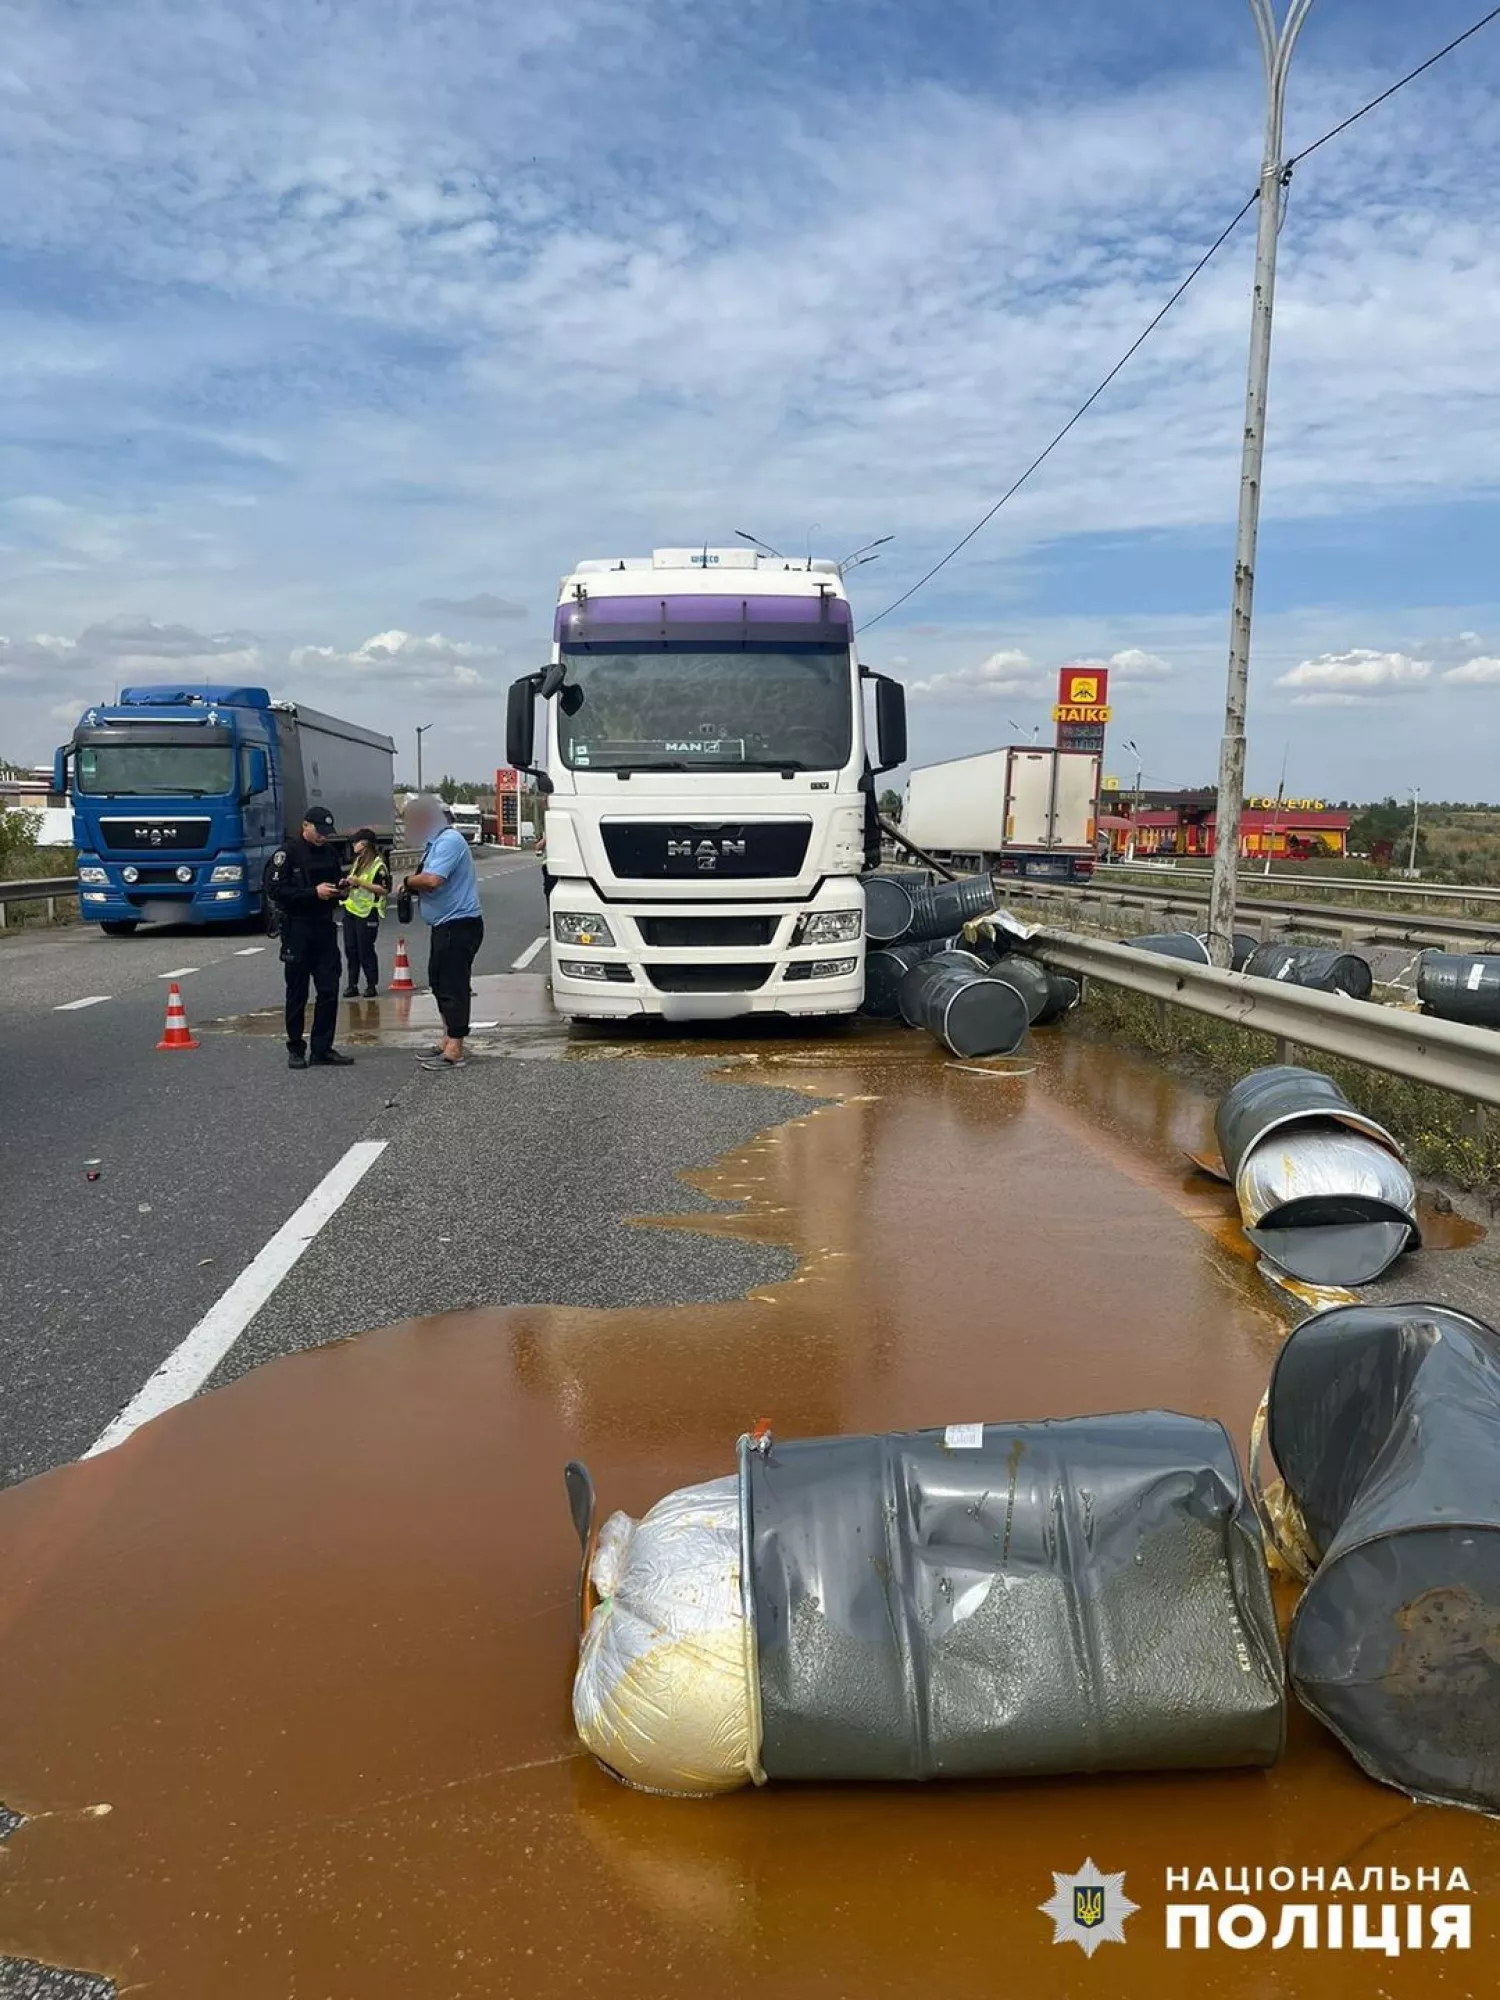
[{"x1": 57, "y1": 685, "x2": 396, "y2": 935}]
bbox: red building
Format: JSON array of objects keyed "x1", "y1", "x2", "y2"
[{"x1": 1108, "y1": 790, "x2": 1350, "y2": 862}]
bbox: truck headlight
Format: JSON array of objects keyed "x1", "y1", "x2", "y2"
[
  {"x1": 82, "y1": 891, "x2": 107, "y2": 903},
  {"x1": 793, "y1": 908, "x2": 862, "y2": 945},
  {"x1": 554, "y1": 912, "x2": 615, "y2": 946},
  {"x1": 211, "y1": 864, "x2": 244, "y2": 883},
  {"x1": 557, "y1": 958, "x2": 609, "y2": 980},
  {"x1": 809, "y1": 956, "x2": 858, "y2": 978},
  {"x1": 78, "y1": 867, "x2": 107, "y2": 885},
  {"x1": 175, "y1": 865, "x2": 194, "y2": 884},
  {"x1": 122, "y1": 866, "x2": 139, "y2": 883}
]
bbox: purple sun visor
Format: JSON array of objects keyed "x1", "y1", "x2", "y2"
[{"x1": 554, "y1": 592, "x2": 853, "y2": 648}]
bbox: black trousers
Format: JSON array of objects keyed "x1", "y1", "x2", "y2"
[
  {"x1": 342, "y1": 911, "x2": 380, "y2": 991},
  {"x1": 283, "y1": 928, "x2": 342, "y2": 1056},
  {"x1": 429, "y1": 917, "x2": 484, "y2": 1040}
]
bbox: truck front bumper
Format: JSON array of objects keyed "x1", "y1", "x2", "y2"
[
  {"x1": 78, "y1": 885, "x2": 253, "y2": 925},
  {"x1": 547, "y1": 881, "x2": 865, "y2": 1020}
]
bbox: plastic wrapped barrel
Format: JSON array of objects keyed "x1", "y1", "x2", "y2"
[
  {"x1": 1417, "y1": 952, "x2": 1500, "y2": 1028},
  {"x1": 1214, "y1": 1066, "x2": 1418, "y2": 1284},
  {"x1": 1126, "y1": 932, "x2": 1210, "y2": 963},
  {"x1": 566, "y1": 1416, "x2": 1285, "y2": 1794},
  {"x1": 903, "y1": 874, "x2": 998, "y2": 943},
  {"x1": 863, "y1": 874, "x2": 917, "y2": 945},
  {"x1": 1033, "y1": 969, "x2": 1082, "y2": 1025},
  {"x1": 899, "y1": 958, "x2": 1029, "y2": 1055},
  {"x1": 1243, "y1": 942, "x2": 1373, "y2": 1000},
  {"x1": 862, "y1": 937, "x2": 958, "y2": 1019},
  {"x1": 1269, "y1": 1303, "x2": 1500, "y2": 1815},
  {"x1": 1195, "y1": 932, "x2": 1261, "y2": 972}
]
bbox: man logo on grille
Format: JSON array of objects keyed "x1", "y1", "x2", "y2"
[{"x1": 1039, "y1": 1860, "x2": 1138, "y2": 1957}]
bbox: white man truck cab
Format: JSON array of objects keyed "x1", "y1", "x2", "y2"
[{"x1": 506, "y1": 547, "x2": 906, "y2": 1021}]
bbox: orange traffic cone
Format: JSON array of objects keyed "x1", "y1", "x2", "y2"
[
  {"x1": 388, "y1": 936, "x2": 415, "y2": 992},
  {"x1": 156, "y1": 981, "x2": 199, "y2": 1051}
]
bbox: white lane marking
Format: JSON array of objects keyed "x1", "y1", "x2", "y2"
[
  {"x1": 233, "y1": 946, "x2": 265, "y2": 956},
  {"x1": 512, "y1": 934, "x2": 547, "y2": 970},
  {"x1": 85, "y1": 1139, "x2": 390, "y2": 1458},
  {"x1": 158, "y1": 966, "x2": 200, "y2": 979},
  {"x1": 55, "y1": 994, "x2": 112, "y2": 1011}
]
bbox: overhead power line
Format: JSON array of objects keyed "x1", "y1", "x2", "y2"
[{"x1": 860, "y1": 5, "x2": 1500, "y2": 635}]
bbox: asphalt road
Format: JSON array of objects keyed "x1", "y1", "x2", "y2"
[{"x1": 0, "y1": 852, "x2": 544, "y2": 1487}]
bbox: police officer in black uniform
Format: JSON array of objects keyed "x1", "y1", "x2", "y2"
[{"x1": 268, "y1": 806, "x2": 355, "y2": 1070}]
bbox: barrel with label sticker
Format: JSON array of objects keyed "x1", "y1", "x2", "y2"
[{"x1": 1416, "y1": 951, "x2": 1500, "y2": 1028}]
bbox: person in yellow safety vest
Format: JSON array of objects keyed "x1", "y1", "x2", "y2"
[{"x1": 340, "y1": 829, "x2": 389, "y2": 997}]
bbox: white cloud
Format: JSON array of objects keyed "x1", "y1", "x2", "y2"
[
  {"x1": 1442, "y1": 656, "x2": 1500, "y2": 685},
  {"x1": 1276, "y1": 649, "x2": 1431, "y2": 694},
  {"x1": 289, "y1": 628, "x2": 498, "y2": 697},
  {"x1": 908, "y1": 648, "x2": 1046, "y2": 701},
  {"x1": 1289, "y1": 692, "x2": 1372, "y2": 708},
  {"x1": 1103, "y1": 647, "x2": 1172, "y2": 682}
]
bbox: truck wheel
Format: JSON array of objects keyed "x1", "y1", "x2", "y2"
[{"x1": 100, "y1": 920, "x2": 140, "y2": 937}]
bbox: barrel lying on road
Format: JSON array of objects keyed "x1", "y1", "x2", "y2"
[
  {"x1": 1243, "y1": 942, "x2": 1373, "y2": 1000},
  {"x1": 899, "y1": 958, "x2": 1030, "y2": 1056},
  {"x1": 1417, "y1": 950, "x2": 1500, "y2": 1028}
]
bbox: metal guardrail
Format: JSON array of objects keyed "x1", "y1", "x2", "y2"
[
  {"x1": 0, "y1": 875, "x2": 76, "y2": 927},
  {"x1": 1007, "y1": 877, "x2": 1499, "y2": 949},
  {"x1": 1109, "y1": 863, "x2": 1500, "y2": 905},
  {"x1": 1036, "y1": 929, "x2": 1500, "y2": 1109}
]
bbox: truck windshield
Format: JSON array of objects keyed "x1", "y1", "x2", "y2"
[
  {"x1": 74, "y1": 743, "x2": 235, "y2": 797},
  {"x1": 557, "y1": 644, "x2": 852, "y2": 772}
]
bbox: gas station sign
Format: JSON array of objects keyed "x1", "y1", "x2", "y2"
[{"x1": 1052, "y1": 666, "x2": 1112, "y2": 725}]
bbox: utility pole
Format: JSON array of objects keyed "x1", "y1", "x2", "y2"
[
  {"x1": 1207, "y1": 0, "x2": 1314, "y2": 966},
  {"x1": 1407, "y1": 786, "x2": 1421, "y2": 875},
  {"x1": 1123, "y1": 738, "x2": 1143, "y2": 862},
  {"x1": 415, "y1": 723, "x2": 432, "y2": 795}
]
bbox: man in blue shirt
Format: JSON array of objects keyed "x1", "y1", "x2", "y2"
[{"x1": 395, "y1": 795, "x2": 485, "y2": 1071}]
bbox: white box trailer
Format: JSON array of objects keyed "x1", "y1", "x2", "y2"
[{"x1": 903, "y1": 746, "x2": 1100, "y2": 881}]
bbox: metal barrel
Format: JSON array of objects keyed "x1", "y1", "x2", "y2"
[
  {"x1": 863, "y1": 874, "x2": 917, "y2": 944},
  {"x1": 901, "y1": 874, "x2": 998, "y2": 943},
  {"x1": 742, "y1": 1416, "x2": 1285, "y2": 1783},
  {"x1": 1126, "y1": 930, "x2": 1211, "y2": 963},
  {"x1": 1033, "y1": 969, "x2": 1082, "y2": 1026},
  {"x1": 987, "y1": 954, "x2": 1051, "y2": 1023},
  {"x1": 900, "y1": 961, "x2": 1030, "y2": 1056},
  {"x1": 1270, "y1": 1302, "x2": 1500, "y2": 1815},
  {"x1": 896, "y1": 949, "x2": 987, "y2": 1028},
  {"x1": 1214, "y1": 1065, "x2": 1401, "y2": 1185},
  {"x1": 862, "y1": 937, "x2": 959, "y2": 1019},
  {"x1": 1196, "y1": 932, "x2": 1261, "y2": 972},
  {"x1": 1242, "y1": 942, "x2": 1372, "y2": 1000},
  {"x1": 1416, "y1": 951, "x2": 1500, "y2": 1028}
]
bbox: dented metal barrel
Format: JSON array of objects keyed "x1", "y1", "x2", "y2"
[
  {"x1": 987, "y1": 954, "x2": 1051, "y2": 1024},
  {"x1": 1126, "y1": 932, "x2": 1210, "y2": 963},
  {"x1": 1196, "y1": 932, "x2": 1261, "y2": 972},
  {"x1": 1269, "y1": 1302, "x2": 1500, "y2": 1816},
  {"x1": 741, "y1": 1416, "x2": 1285, "y2": 1782},
  {"x1": 902, "y1": 874, "x2": 998, "y2": 943},
  {"x1": 1243, "y1": 942, "x2": 1373, "y2": 1000},
  {"x1": 1214, "y1": 1066, "x2": 1418, "y2": 1285},
  {"x1": 1033, "y1": 969, "x2": 1082, "y2": 1025},
  {"x1": 1417, "y1": 951, "x2": 1500, "y2": 1028},
  {"x1": 898, "y1": 960, "x2": 1029, "y2": 1056}
]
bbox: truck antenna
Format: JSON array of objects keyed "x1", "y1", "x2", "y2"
[
  {"x1": 836, "y1": 534, "x2": 894, "y2": 573},
  {"x1": 734, "y1": 529, "x2": 785, "y2": 560}
]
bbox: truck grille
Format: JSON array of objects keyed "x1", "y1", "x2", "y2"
[
  {"x1": 602, "y1": 820, "x2": 810, "y2": 881},
  {"x1": 645, "y1": 964, "x2": 772, "y2": 994},
  {"x1": 98, "y1": 817, "x2": 211, "y2": 852},
  {"x1": 638, "y1": 915, "x2": 777, "y2": 948}
]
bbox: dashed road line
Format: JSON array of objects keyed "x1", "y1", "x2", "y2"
[
  {"x1": 54, "y1": 995, "x2": 112, "y2": 1011},
  {"x1": 233, "y1": 946, "x2": 266, "y2": 957},
  {"x1": 512, "y1": 935, "x2": 547, "y2": 970},
  {"x1": 158, "y1": 966, "x2": 200, "y2": 979},
  {"x1": 86, "y1": 1140, "x2": 390, "y2": 1458}
]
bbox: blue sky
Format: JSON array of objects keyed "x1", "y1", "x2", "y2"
[{"x1": 1, "y1": 0, "x2": 1497, "y2": 796}]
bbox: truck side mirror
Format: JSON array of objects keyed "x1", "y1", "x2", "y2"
[
  {"x1": 538, "y1": 661, "x2": 567, "y2": 701},
  {"x1": 507, "y1": 675, "x2": 539, "y2": 772},
  {"x1": 52, "y1": 746, "x2": 68, "y2": 794},
  {"x1": 870, "y1": 673, "x2": 907, "y2": 774},
  {"x1": 244, "y1": 747, "x2": 269, "y2": 796}
]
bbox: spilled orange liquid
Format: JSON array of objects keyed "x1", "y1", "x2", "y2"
[{"x1": 0, "y1": 1025, "x2": 1493, "y2": 1997}]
